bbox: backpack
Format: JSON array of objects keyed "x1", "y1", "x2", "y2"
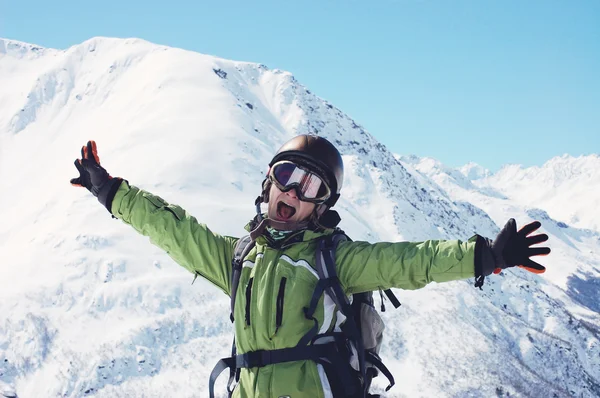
[{"x1": 209, "y1": 231, "x2": 401, "y2": 397}]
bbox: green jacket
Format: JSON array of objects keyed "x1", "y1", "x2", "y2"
[{"x1": 111, "y1": 181, "x2": 477, "y2": 397}]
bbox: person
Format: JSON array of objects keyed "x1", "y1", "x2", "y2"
[{"x1": 70, "y1": 135, "x2": 551, "y2": 398}]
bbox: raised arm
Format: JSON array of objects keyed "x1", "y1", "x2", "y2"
[
  {"x1": 111, "y1": 182, "x2": 237, "y2": 295},
  {"x1": 71, "y1": 140, "x2": 237, "y2": 295},
  {"x1": 335, "y1": 218, "x2": 550, "y2": 294}
]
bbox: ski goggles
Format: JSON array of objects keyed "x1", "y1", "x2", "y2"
[{"x1": 269, "y1": 161, "x2": 332, "y2": 203}]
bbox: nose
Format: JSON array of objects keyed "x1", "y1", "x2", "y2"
[{"x1": 285, "y1": 188, "x2": 299, "y2": 199}]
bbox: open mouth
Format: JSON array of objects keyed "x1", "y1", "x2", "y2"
[{"x1": 276, "y1": 201, "x2": 297, "y2": 220}]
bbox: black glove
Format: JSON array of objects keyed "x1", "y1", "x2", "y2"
[
  {"x1": 475, "y1": 218, "x2": 551, "y2": 288},
  {"x1": 71, "y1": 140, "x2": 122, "y2": 212}
]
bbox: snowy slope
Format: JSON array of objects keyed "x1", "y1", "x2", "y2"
[
  {"x1": 1, "y1": 37, "x2": 599, "y2": 398},
  {"x1": 399, "y1": 154, "x2": 600, "y2": 394}
]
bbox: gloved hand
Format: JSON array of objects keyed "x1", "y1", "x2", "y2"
[
  {"x1": 475, "y1": 218, "x2": 551, "y2": 288},
  {"x1": 71, "y1": 140, "x2": 122, "y2": 212},
  {"x1": 490, "y1": 218, "x2": 550, "y2": 274}
]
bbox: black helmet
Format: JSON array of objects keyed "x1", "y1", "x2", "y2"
[{"x1": 269, "y1": 134, "x2": 344, "y2": 207}]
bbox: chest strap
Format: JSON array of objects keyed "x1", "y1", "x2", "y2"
[{"x1": 209, "y1": 343, "x2": 339, "y2": 398}]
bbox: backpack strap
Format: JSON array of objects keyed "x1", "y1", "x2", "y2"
[
  {"x1": 313, "y1": 232, "x2": 369, "y2": 397},
  {"x1": 365, "y1": 351, "x2": 395, "y2": 392},
  {"x1": 310, "y1": 232, "x2": 396, "y2": 395},
  {"x1": 223, "y1": 235, "x2": 254, "y2": 397},
  {"x1": 298, "y1": 232, "x2": 352, "y2": 346},
  {"x1": 209, "y1": 340, "x2": 345, "y2": 398},
  {"x1": 230, "y1": 235, "x2": 254, "y2": 322}
]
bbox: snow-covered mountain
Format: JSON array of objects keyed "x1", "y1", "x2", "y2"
[
  {"x1": 1, "y1": 37, "x2": 599, "y2": 398},
  {"x1": 478, "y1": 155, "x2": 600, "y2": 232}
]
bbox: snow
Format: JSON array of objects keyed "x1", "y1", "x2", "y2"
[
  {"x1": 477, "y1": 154, "x2": 600, "y2": 232},
  {"x1": 1, "y1": 37, "x2": 599, "y2": 397},
  {"x1": 457, "y1": 162, "x2": 491, "y2": 181}
]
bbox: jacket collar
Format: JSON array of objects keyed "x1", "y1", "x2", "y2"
[{"x1": 244, "y1": 216, "x2": 333, "y2": 248}]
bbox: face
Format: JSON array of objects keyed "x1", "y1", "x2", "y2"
[{"x1": 267, "y1": 183, "x2": 316, "y2": 225}]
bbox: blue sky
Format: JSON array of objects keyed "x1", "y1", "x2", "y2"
[{"x1": 2, "y1": 0, "x2": 599, "y2": 171}]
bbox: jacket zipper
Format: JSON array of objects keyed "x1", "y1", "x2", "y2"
[
  {"x1": 275, "y1": 277, "x2": 287, "y2": 334},
  {"x1": 245, "y1": 277, "x2": 254, "y2": 326}
]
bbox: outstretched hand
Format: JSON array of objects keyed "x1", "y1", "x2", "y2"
[
  {"x1": 71, "y1": 140, "x2": 112, "y2": 197},
  {"x1": 491, "y1": 218, "x2": 551, "y2": 275},
  {"x1": 71, "y1": 140, "x2": 122, "y2": 212}
]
